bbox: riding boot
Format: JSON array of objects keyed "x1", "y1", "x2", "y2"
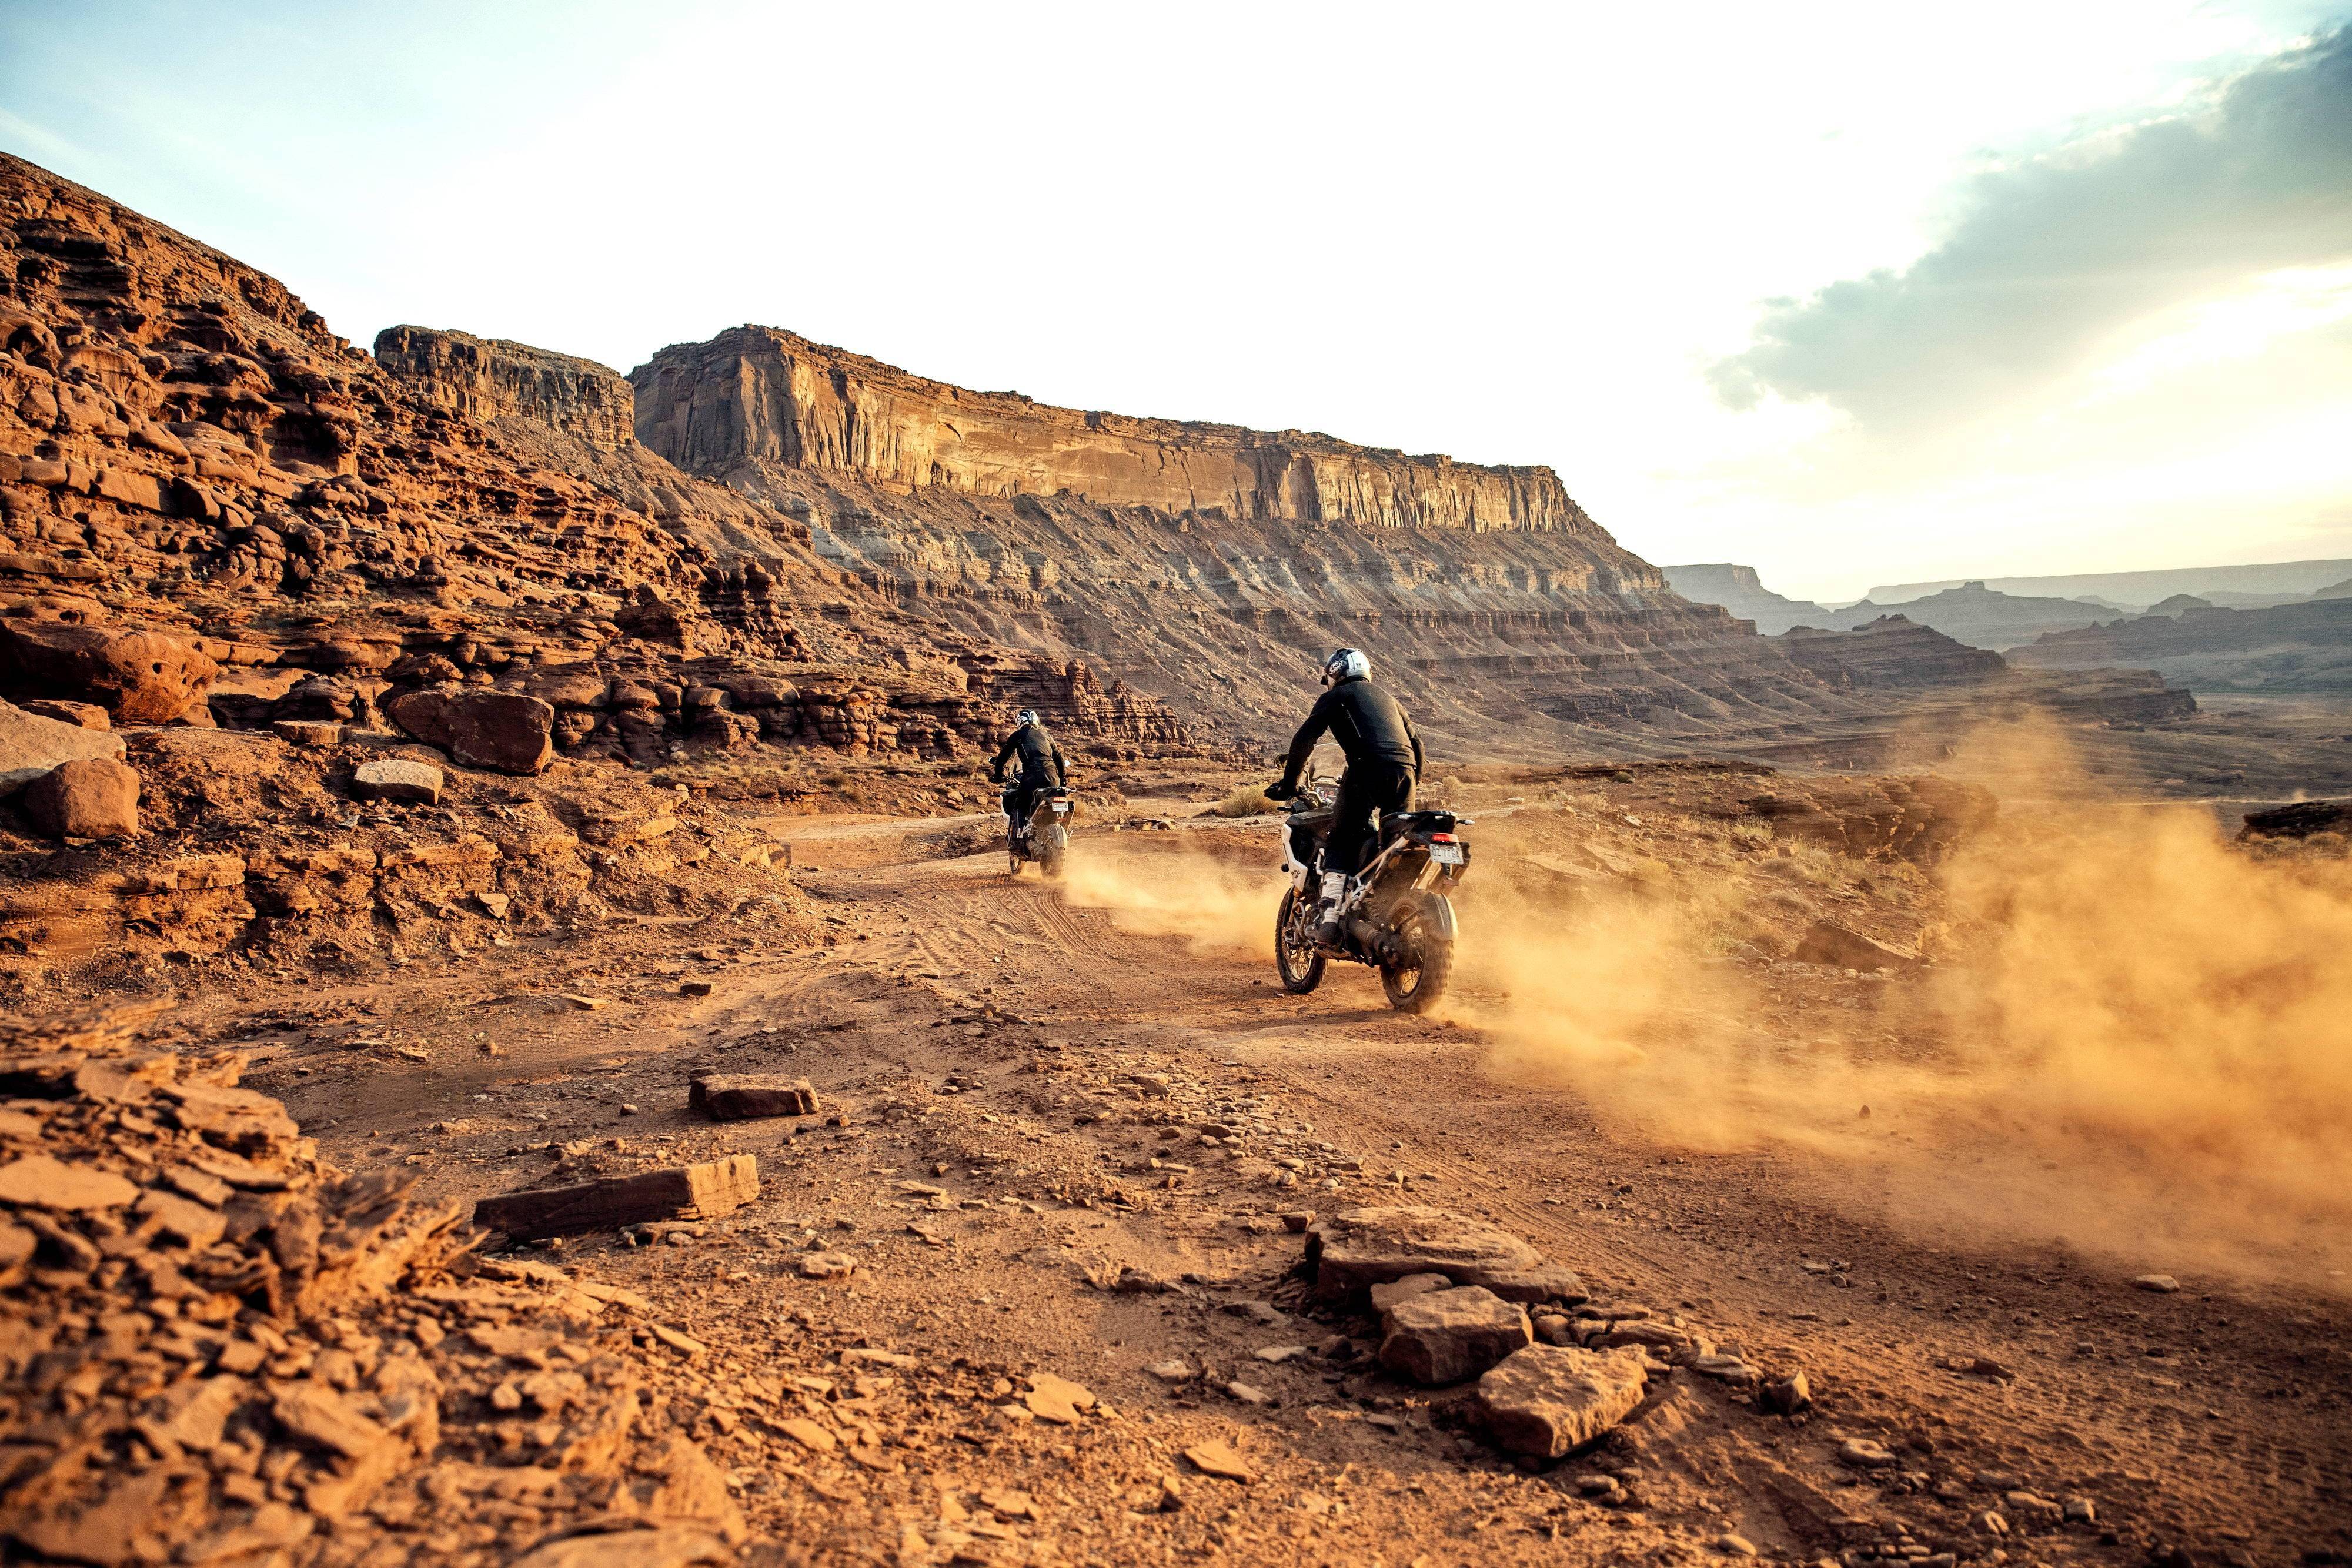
[{"x1": 1314, "y1": 871, "x2": 1348, "y2": 947}]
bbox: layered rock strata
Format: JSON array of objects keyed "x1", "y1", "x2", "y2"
[
  {"x1": 2010, "y1": 597, "x2": 2352, "y2": 695},
  {"x1": 629, "y1": 329, "x2": 1905, "y2": 758},
  {"x1": 635, "y1": 326, "x2": 1596, "y2": 533},
  {"x1": 0, "y1": 152, "x2": 1192, "y2": 774}
]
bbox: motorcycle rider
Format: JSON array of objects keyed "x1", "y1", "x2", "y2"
[
  {"x1": 990, "y1": 708, "x2": 1067, "y2": 843},
  {"x1": 1265, "y1": 648, "x2": 1423, "y2": 944}
]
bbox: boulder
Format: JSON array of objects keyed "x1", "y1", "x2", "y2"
[
  {"x1": 688, "y1": 1074, "x2": 820, "y2": 1119},
  {"x1": 0, "y1": 621, "x2": 218, "y2": 724},
  {"x1": 1378, "y1": 1285, "x2": 1532, "y2": 1385},
  {"x1": 0, "y1": 699, "x2": 128, "y2": 793},
  {"x1": 1475, "y1": 1344, "x2": 1652, "y2": 1459},
  {"x1": 1307, "y1": 1205, "x2": 1545, "y2": 1303},
  {"x1": 350, "y1": 758, "x2": 445, "y2": 805},
  {"x1": 20, "y1": 757, "x2": 140, "y2": 838},
  {"x1": 385, "y1": 688, "x2": 554, "y2": 774},
  {"x1": 1792, "y1": 920, "x2": 1920, "y2": 973}
]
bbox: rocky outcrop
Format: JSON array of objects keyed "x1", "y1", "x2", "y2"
[
  {"x1": 629, "y1": 329, "x2": 1928, "y2": 760},
  {"x1": 1663, "y1": 563, "x2": 1833, "y2": 636},
  {"x1": 0, "y1": 152, "x2": 1195, "y2": 769},
  {"x1": 1775, "y1": 616, "x2": 2006, "y2": 689},
  {"x1": 636, "y1": 326, "x2": 1599, "y2": 533},
  {"x1": 2009, "y1": 597, "x2": 2352, "y2": 695},
  {"x1": 1810, "y1": 582, "x2": 2112, "y2": 650},
  {"x1": 373, "y1": 326, "x2": 634, "y2": 452}
]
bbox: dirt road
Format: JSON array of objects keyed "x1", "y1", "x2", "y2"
[{"x1": 208, "y1": 797, "x2": 2351, "y2": 1567}]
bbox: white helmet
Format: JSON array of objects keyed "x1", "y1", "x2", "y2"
[
  {"x1": 1017, "y1": 708, "x2": 1041, "y2": 727},
  {"x1": 1322, "y1": 647, "x2": 1370, "y2": 686}
]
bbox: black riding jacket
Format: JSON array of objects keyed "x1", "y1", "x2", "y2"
[
  {"x1": 991, "y1": 722, "x2": 1066, "y2": 787},
  {"x1": 1278, "y1": 675, "x2": 1422, "y2": 790}
]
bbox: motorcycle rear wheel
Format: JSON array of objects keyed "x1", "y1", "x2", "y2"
[
  {"x1": 1381, "y1": 894, "x2": 1452, "y2": 1014},
  {"x1": 1039, "y1": 824, "x2": 1067, "y2": 880},
  {"x1": 1274, "y1": 887, "x2": 1326, "y2": 994}
]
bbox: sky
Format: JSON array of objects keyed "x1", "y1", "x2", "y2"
[{"x1": 3, "y1": 1, "x2": 2348, "y2": 602}]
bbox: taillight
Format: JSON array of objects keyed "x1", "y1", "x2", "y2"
[{"x1": 1429, "y1": 833, "x2": 1456, "y2": 842}]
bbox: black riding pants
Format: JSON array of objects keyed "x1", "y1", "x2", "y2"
[
  {"x1": 1325, "y1": 761, "x2": 1415, "y2": 877},
  {"x1": 1006, "y1": 780, "x2": 1052, "y2": 834}
]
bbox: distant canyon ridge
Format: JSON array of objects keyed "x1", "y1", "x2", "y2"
[{"x1": 0, "y1": 149, "x2": 2190, "y2": 785}]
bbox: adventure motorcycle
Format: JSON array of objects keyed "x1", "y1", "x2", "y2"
[
  {"x1": 1273, "y1": 778, "x2": 1468, "y2": 1012},
  {"x1": 1004, "y1": 784, "x2": 1074, "y2": 878}
]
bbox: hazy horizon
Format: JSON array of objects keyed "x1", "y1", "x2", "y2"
[{"x1": 4, "y1": 0, "x2": 2347, "y2": 602}]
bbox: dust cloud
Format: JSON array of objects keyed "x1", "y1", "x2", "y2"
[
  {"x1": 1464, "y1": 722, "x2": 2352, "y2": 1284},
  {"x1": 1057, "y1": 838, "x2": 1282, "y2": 958}
]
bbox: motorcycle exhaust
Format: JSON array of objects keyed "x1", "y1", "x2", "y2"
[{"x1": 1345, "y1": 915, "x2": 1404, "y2": 966}]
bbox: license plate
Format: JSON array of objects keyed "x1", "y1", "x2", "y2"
[
  {"x1": 1051, "y1": 801, "x2": 1072, "y2": 813},
  {"x1": 1429, "y1": 843, "x2": 1464, "y2": 865}
]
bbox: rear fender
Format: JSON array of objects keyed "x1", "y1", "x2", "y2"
[{"x1": 1405, "y1": 888, "x2": 1457, "y2": 940}]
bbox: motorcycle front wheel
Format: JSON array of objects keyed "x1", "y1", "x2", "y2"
[
  {"x1": 1274, "y1": 887, "x2": 1327, "y2": 994},
  {"x1": 1380, "y1": 892, "x2": 1453, "y2": 1014}
]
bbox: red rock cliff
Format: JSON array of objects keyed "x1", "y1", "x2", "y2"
[{"x1": 633, "y1": 326, "x2": 1601, "y2": 535}]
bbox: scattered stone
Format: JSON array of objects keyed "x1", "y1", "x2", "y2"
[
  {"x1": 385, "y1": 687, "x2": 556, "y2": 774},
  {"x1": 1792, "y1": 921, "x2": 1920, "y2": 973},
  {"x1": 511, "y1": 1526, "x2": 733, "y2": 1568},
  {"x1": 1024, "y1": 1372, "x2": 1097, "y2": 1425},
  {"x1": 1839, "y1": 1438, "x2": 1899, "y2": 1469},
  {"x1": 2133, "y1": 1273, "x2": 2182, "y2": 1294},
  {"x1": 1146, "y1": 1359, "x2": 1197, "y2": 1383},
  {"x1": 351, "y1": 758, "x2": 444, "y2": 804},
  {"x1": 1378, "y1": 1285, "x2": 1532, "y2": 1385},
  {"x1": 1760, "y1": 1370, "x2": 1813, "y2": 1415},
  {"x1": 1308, "y1": 1205, "x2": 1546, "y2": 1303},
  {"x1": 1225, "y1": 1380, "x2": 1270, "y2": 1405},
  {"x1": 1474, "y1": 1344, "x2": 1652, "y2": 1459},
  {"x1": 1281, "y1": 1211, "x2": 1314, "y2": 1233},
  {"x1": 471, "y1": 1155, "x2": 759, "y2": 1241},
  {"x1": 1253, "y1": 1345, "x2": 1309, "y2": 1364},
  {"x1": 19, "y1": 756, "x2": 140, "y2": 838},
  {"x1": 1182, "y1": 1440, "x2": 1255, "y2": 1483},
  {"x1": 798, "y1": 1252, "x2": 856, "y2": 1279},
  {"x1": 1532, "y1": 1312, "x2": 1574, "y2": 1346},
  {"x1": 778, "y1": 1417, "x2": 837, "y2": 1454},
  {"x1": 679, "y1": 980, "x2": 714, "y2": 997},
  {"x1": 273, "y1": 718, "x2": 346, "y2": 748},
  {"x1": 1718, "y1": 1533, "x2": 1760, "y2": 1557},
  {"x1": 1369, "y1": 1271, "x2": 1452, "y2": 1312},
  {"x1": 647, "y1": 1325, "x2": 708, "y2": 1358},
  {"x1": 687, "y1": 1074, "x2": 818, "y2": 1119}
]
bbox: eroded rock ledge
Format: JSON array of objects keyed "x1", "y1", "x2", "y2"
[{"x1": 633, "y1": 325, "x2": 1601, "y2": 534}]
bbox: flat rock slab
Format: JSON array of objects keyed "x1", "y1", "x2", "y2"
[
  {"x1": 0, "y1": 698, "x2": 127, "y2": 793},
  {"x1": 1476, "y1": 1343, "x2": 1652, "y2": 1458},
  {"x1": 1793, "y1": 920, "x2": 1920, "y2": 972},
  {"x1": 472, "y1": 1155, "x2": 758, "y2": 1241},
  {"x1": 1308, "y1": 1205, "x2": 1545, "y2": 1303},
  {"x1": 1369, "y1": 1271, "x2": 1451, "y2": 1312},
  {"x1": 351, "y1": 758, "x2": 443, "y2": 804},
  {"x1": 0, "y1": 1153, "x2": 141, "y2": 1211},
  {"x1": 688, "y1": 1074, "x2": 818, "y2": 1120},
  {"x1": 1379, "y1": 1285, "x2": 1532, "y2": 1385}
]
